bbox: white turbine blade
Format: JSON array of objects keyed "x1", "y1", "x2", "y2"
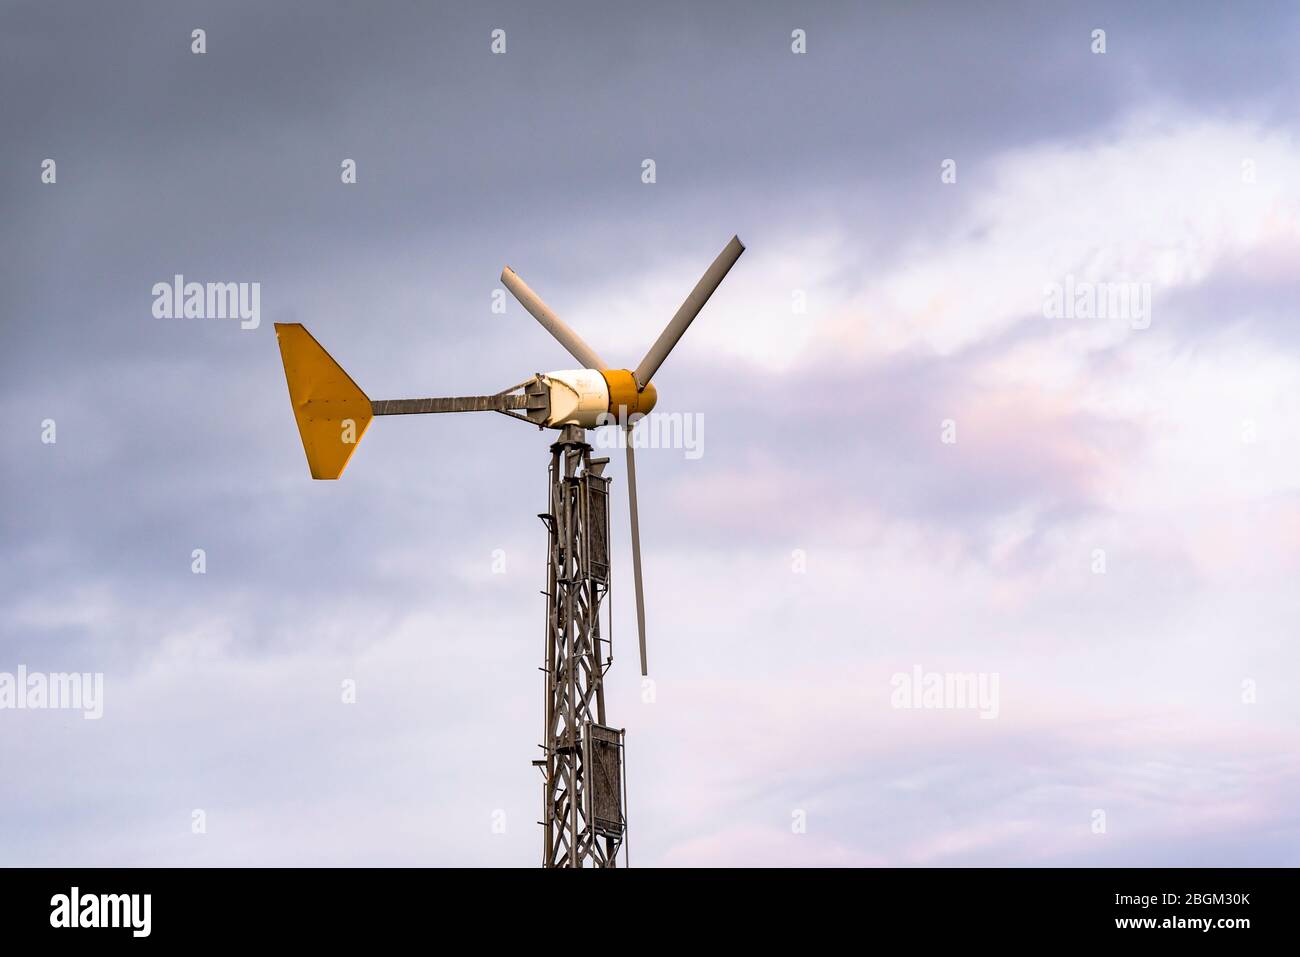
[
  {"x1": 632, "y1": 235, "x2": 744, "y2": 388},
  {"x1": 624, "y1": 426, "x2": 648, "y2": 676},
  {"x1": 501, "y1": 265, "x2": 607, "y2": 370}
]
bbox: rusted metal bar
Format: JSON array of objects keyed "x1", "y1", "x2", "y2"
[{"x1": 370, "y1": 395, "x2": 529, "y2": 415}]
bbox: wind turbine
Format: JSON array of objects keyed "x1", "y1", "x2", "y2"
[{"x1": 274, "y1": 234, "x2": 744, "y2": 866}]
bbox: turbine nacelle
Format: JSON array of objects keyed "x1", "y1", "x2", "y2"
[{"x1": 538, "y1": 369, "x2": 658, "y2": 429}]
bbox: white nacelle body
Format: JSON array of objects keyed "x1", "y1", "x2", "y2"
[{"x1": 540, "y1": 369, "x2": 610, "y2": 429}]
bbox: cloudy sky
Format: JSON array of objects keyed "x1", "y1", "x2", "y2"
[{"x1": 2, "y1": 1, "x2": 1298, "y2": 866}]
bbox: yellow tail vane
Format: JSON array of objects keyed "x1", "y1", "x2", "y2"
[{"x1": 274, "y1": 323, "x2": 372, "y2": 479}]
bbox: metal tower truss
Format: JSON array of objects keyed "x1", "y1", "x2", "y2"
[{"x1": 536, "y1": 426, "x2": 627, "y2": 867}]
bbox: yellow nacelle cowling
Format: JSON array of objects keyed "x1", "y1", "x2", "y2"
[
  {"x1": 600, "y1": 369, "x2": 658, "y2": 420},
  {"x1": 540, "y1": 368, "x2": 658, "y2": 429}
]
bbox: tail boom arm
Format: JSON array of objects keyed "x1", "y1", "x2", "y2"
[{"x1": 371, "y1": 395, "x2": 531, "y2": 415}]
